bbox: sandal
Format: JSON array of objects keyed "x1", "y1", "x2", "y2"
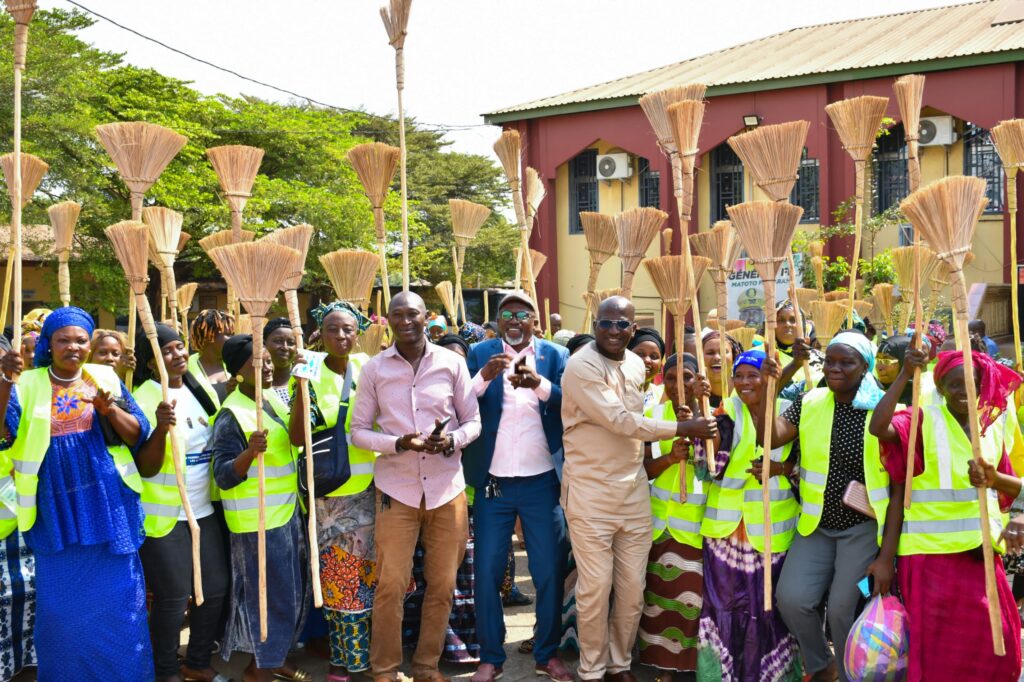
[
  {"x1": 518, "y1": 637, "x2": 535, "y2": 654},
  {"x1": 273, "y1": 669, "x2": 313, "y2": 682}
]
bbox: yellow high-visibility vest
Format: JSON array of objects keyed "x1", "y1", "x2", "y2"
[{"x1": 646, "y1": 400, "x2": 705, "y2": 548}]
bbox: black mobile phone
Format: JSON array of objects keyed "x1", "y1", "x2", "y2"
[
  {"x1": 514, "y1": 356, "x2": 527, "y2": 373},
  {"x1": 431, "y1": 416, "x2": 452, "y2": 436}
]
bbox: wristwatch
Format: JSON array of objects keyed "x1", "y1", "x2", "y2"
[
  {"x1": 441, "y1": 435, "x2": 456, "y2": 458},
  {"x1": 395, "y1": 435, "x2": 405, "y2": 453}
]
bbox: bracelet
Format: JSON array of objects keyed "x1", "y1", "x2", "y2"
[{"x1": 0, "y1": 374, "x2": 14, "y2": 384}]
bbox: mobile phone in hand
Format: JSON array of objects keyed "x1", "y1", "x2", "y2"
[{"x1": 431, "y1": 416, "x2": 452, "y2": 437}]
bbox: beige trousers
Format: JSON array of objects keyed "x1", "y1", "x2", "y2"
[{"x1": 566, "y1": 510, "x2": 652, "y2": 679}]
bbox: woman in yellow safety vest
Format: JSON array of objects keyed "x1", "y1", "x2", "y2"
[
  {"x1": 870, "y1": 346, "x2": 1024, "y2": 682},
  {"x1": 133, "y1": 323, "x2": 228, "y2": 682},
  {"x1": 637, "y1": 352, "x2": 711, "y2": 680},
  {"x1": 288, "y1": 301, "x2": 375, "y2": 681},
  {"x1": 211, "y1": 334, "x2": 310, "y2": 682},
  {"x1": 701, "y1": 330, "x2": 742, "y2": 410},
  {"x1": 698, "y1": 348, "x2": 802, "y2": 682},
  {"x1": 772, "y1": 300, "x2": 824, "y2": 396},
  {"x1": 264, "y1": 317, "x2": 297, "y2": 421},
  {"x1": 0, "y1": 306, "x2": 151, "y2": 680},
  {"x1": 762, "y1": 331, "x2": 891, "y2": 682},
  {"x1": 628, "y1": 327, "x2": 665, "y2": 414},
  {"x1": 188, "y1": 309, "x2": 235, "y2": 406}
]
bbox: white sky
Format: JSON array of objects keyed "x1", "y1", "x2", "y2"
[{"x1": 41, "y1": 0, "x2": 957, "y2": 160}]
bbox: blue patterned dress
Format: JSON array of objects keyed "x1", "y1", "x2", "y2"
[{"x1": 5, "y1": 374, "x2": 152, "y2": 681}]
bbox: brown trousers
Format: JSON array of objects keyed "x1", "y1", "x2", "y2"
[{"x1": 370, "y1": 490, "x2": 468, "y2": 680}]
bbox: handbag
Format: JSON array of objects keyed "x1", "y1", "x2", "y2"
[{"x1": 298, "y1": 363, "x2": 353, "y2": 498}]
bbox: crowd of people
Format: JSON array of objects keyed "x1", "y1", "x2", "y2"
[{"x1": 0, "y1": 291, "x2": 1021, "y2": 682}]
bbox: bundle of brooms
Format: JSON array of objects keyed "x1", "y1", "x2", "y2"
[
  {"x1": 871, "y1": 283, "x2": 896, "y2": 337},
  {"x1": 991, "y1": 119, "x2": 1024, "y2": 371},
  {"x1": 580, "y1": 211, "x2": 618, "y2": 330},
  {"x1": 900, "y1": 175, "x2": 1005, "y2": 656},
  {"x1": 357, "y1": 323, "x2": 389, "y2": 357},
  {"x1": 47, "y1": 200, "x2": 80, "y2": 308},
  {"x1": 348, "y1": 142, "x2": 400, "y2": 311},
  {"x1": 808, "y1": 299, "x2": 850, "y2": 346},
  {"x1": 435, "y1": 281, "x2": 457, "y2": 330},
  {"x1": 494, "y1": 130, "x2": 536, "y2": 293},
  {"x1": 106, "y1": 220, "x2": 205, "y2": 608},
  {"x1": 728, "y1": 199, "x2": 803, "y2": 611},
  {"x1": 690, "y1": 221, "x2": 742, "y2": 399},
  {"x1": 891, "y1": 244, "x2": 938, "y2": 332},
  {"x1": 451, "y1": 198, "x2": 491, "y2": 324},
  {"x1": 731, "y1": 326, "x2": 757, "y2": 351},
  {"x1": 209, "y1": 240, "x2": 303, "y2": 642},
  {"x1": 143, "y1": 207, "x2": 183, "y2": 331},
  {"x1": 200, "y1": 230, "x2": 255, "y2": 317},
  {"x1": 320, "y1": 249, "x2": 380, "y2": 310},
  {"x1": 176, "y1": 283, "x2": 198, "y2": 349}
]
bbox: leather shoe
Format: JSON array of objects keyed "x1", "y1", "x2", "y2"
[
  {"x1": 470, "y1": 664, "x2": 503, "y2": 682},
  {"x1": 535, "y1": 657, "x2": 573, "y2": 682},
  {"x1": 603, "y1": 672, "x2": 638, "y2": 682}
]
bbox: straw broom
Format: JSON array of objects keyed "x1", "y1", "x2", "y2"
[
  {"x1": 494, "y1": 131, "x2": 536, "y2": 293},
  {"x1": 451, "y1": 198, "x2": 491, "y2": 324},
  {"x1": 639, "y1": 84, "x2": 707, "y2": 224},
  {"x1": 357, "y1": 323, "x2": 388, "y2": 357},
  {"x1": 47, "y1": 201, "x2": 80, "y2": 308},
  {"x1": 732, "y1": 327, "x2": 757, "y2": 351},
  {"x1": 320, "y1": 249, "x2": 381, "y2": 310},
  {"x1": 580, "y1": 212, "x2": 618, "y2": 329},
  {"x1": 616, "y1": 207, "x2": 666, "y2": 298},
  {"x1": 435, "y1": 281, "x2": 457, "y2": 330},
  {"x1": 871, "y1": 283, "x2": 896, "y2": 337},
  {"x1": 691, "y1": 221, "x2": 742, "y2": 399},
  {"x1": 795, "y1": 288, "x2": 819, "y2": 319},
  {"x1": 807, "y1": 299, "x2": 850, "y2": 346},
  {"x1": 200, "y1": 230, "x2": 255, "y2": 313},
  {"x1": 808, "y1": 241, "x2": 825, "y2": 297},
  {"x1": 660, "y1": 229, "x2": 673, "y2": 334},
  {"x1": 991, "y1": 120, "x2": 1024, "y2": 371},
  {"x1": 823, "y1": 291, "x2": 848, "y2": 302},
  {"x1": 892, "y1": 244, "x2": 938, "y2": 332},
  {"x1": 526, "y1": 166, "x2": 545, "y2": 234},
  {"x1": 209, "y1": 240, "x2": 302, "y2": 643},
  {"x1": 380, "y1": 0, "x2": 413, "y2": 289},
  {"x1": 105, "y1": 220, "x2": 205, "y2": 607},
  {"x1": 894, "y1": 75, "x2": 926, "y2": 194},
  {"x1": 177, "y1": 283, "x2": 198, "y2": 350},
  {"x1": 728, "y1": 200, "x2": 803, "y2": 611},
  {"x1": 679, "y1": 251, "x2": 714, "y2": 470},
  {"x1": 852, "y1": 300, "x2": 874, "y2": 322},
  {"x1": 825, "y1": 96, "x2": 889, "y2": 325},
  {"x1": 515, "y1": 248, "x2": 547, "y2": 305},
  {"x1": 143, "y1": 207, "x2": 183, "y2": 333},
  {"x1": 584, "y1": 287, "x2": 627, "y2": 323},
  {"x1": 348, "y1": 142, "x2": 400, "y2": 311},
  {"x1": 900, "y1": 175, "x2": 1004, "y2": 655}
]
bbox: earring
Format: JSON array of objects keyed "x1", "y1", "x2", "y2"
[{"x1": 235, "y1": 375, "x2": 244, "y2": 384}]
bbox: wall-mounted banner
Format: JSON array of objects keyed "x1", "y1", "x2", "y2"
[{"x1": 727, "y1": 254, "x2": 803, "y2": 327}]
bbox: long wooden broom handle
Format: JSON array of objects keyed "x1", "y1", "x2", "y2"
[
  {"x1": 681, "y1": 229, "x2": 716, "y2": 476},
  {"x1": 0, "y1": 247, "x2": 14, "y2": 333},
  {"x1": 785, "y1": 255, "x2": 814, "y2": 391},
  {"x1": 395, "y1": 46, "x2": 410, "y2": 292},
  {"x1": 675, "y1": 317, "x2": 686, "y2": 505},
  {"x1": 846, "y1": 161, "x2": 866, "y2": 327},
  {"x1": 376, "y1": 241, "x2": 392, "y2": 314},
  {"x1": 716, "y1": 280, "x2": 731, "y2": 400},
  {"x1": 761, "y1": 279, "x2": 777, "y2": 613},
  {"x1": 904, "y1": 238, "x2": 927, "y2": 509},
  {"x1": 11, "y1": 65, "x2": 23, "y2": 359},
  {"x1": 251, "y1": 319, "x2": 269, "y2": 643},
  {"x1": 58, "y1": 253, "x2": 70, "y2": 308},
  {"x1": 284, "y1": 289, "x2": 323, "y2": 609},
  {"x1": 1008, "y1": 169, "x2": 1022, "y2": 373}
]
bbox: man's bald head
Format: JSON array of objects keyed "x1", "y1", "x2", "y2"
[
  {"x1": 597, "y1": 295, "x2": 635, "y2": 321},
  {"x1": 593, "y1": 295, "x2": 636, "y2": 360},
  {"x1": 389, "y1": 290, "x2": 426, "y2": 315},
  {"x1": 387, "y1": 290, "x2": 427, "y2": 349}
]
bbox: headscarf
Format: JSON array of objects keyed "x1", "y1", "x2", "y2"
[
  {"x1": 733, "y1": 349, "x2": 767, "y2": 373},
  {"x1": 827, "y1": 331, "x2": 885, "y2": 410},
  {"x1": 310, "y1": 301, "x2": 369, "y2": 332},
  {"x1": 426, "y1": 315, "x2": 447, "y2": 333},
  {"x1": 701, "y1": 330, "x2": 743, "y2": 360},
  {"x1": 0, "y1": 334, "x2": 11, "y2": 353},
  {"x1": 263, "y1": 317, "x2": 292, "y2": 340},
  {"x1": 222, "y1": 334, "x2": 254, "y2": 377},
  {"x1": 877, "y1": 335, "x2": 912, "y2": 365},
  {"x1": 566, "y1": 334, "x2": 594, "y2": 355},
  {"x1": 934, "y1": 349, "x2": 1023, "y2": 436},
  {"x1": 34, "y1": 306, "x2": 95, "y2": 368},
  {"x1": 437, "y1": 334, "x2": 470, "y2": 357},
  {"x1": 459, "y1": 321, "x2": 486, "y2": 344},
  {"x1": 552, "y1": 329, "x2": 575, "y2": 347},
  {"x1": 132, "y1": 323, "x2": 183, "y2": 385},
  {"x1": 628, "y1": 327, "x2": 665, "y2": 355},
  {"x1": 663, "y1": 352, "x2": 698, "y2": 376},
  {"x1": 21, "y1": 307, "x2": 51, "y2": 336}
]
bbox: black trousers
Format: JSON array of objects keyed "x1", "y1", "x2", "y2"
[{"x1": 140, "y1": 513, "x2": 230, "y2": 678}]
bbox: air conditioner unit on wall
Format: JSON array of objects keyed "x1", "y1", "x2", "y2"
[
  {"x1": 918, "y1": 116, "x2": 957, "y2": 146},
  {"x1": 596, "y1": 153, "x2": 633, "y2": 180}
]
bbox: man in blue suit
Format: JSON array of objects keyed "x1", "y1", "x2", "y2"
[{"x1": 464, "y1": 291, "x2": 571, "y2": 682}]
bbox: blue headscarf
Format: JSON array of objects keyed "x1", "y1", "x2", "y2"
[
  {"x1": 35, "y1": 306, "x2": 95, "y2": 368},
  {"x1": 459, "y1": 321, "x2": 486, "y2": 344},
  {"x1": 733, "y1": 349, "x2": 766, "y2": 373},
  {"x1": 310, "y1": 301, "x2": 370, "y2": 332},
  {"x1": 828, "y1": 331, "x2": 885, "y2": 410}
]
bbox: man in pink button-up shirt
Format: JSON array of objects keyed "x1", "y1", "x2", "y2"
[{"x1": 350, "y1": 291, "x2": 481, "y2": 682}]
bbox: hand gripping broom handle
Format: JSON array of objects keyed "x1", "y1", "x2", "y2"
[
  {"x1": 952, "y1": 276, "x2": 1006, "y2": 656},
  {"x1": 137, "y1": 292, "x2": 204, "y2": 606},
  {"x1": 675, "y1": 314, "x2": 687, "y2": 505},
  {"x1": 251, "y1": 316, "x2": 269, "y2": 643},
  {"x1": 904, "y1": 241, "x2": 927, "y2": 509},
  {"x1": 785, "y1": 255, "x2": 814, "y2": 391},
  {"x1": 847, "y1": 161, "x2": 866, "y2": 327},
  {"x1": 284, "y1": 289, "x2": 323, "y2": 608}
]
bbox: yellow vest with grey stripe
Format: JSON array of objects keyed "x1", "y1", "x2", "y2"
[
  {"x1": 796, "y1": 388, "x2": 889, "y2": 543},
  {"x1": 899, "y1": 404, "x2": 1004, "y2": 555},
  {"x1": 0, "y1": 455, "x2": 18, "y2": 540},
  {"x1": 216, "y1": 390, "x2": 298, "y2": 534},
  {"x1": 646, "y1": 400, "x2": 705, "y2": 548},
  {"x1": 10, "y1": 364, "x2": 142, "y2": 532},
  {"x1": 305, "y1": 353, "x2": 374, "y2": 497},
  {"x1": 701, "y1": 396, "x2": 800, "y2": 553},
  {"x1": 186, "y1": 354, "x2": 221, "y2": 410}
]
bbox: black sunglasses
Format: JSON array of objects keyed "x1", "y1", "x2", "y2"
[
  {"x1": 596, "y1": 319, "x2": 631, "y2": 331},
  {"x1": 500, "y1": 310, "x2": 533, "y2": 321}
]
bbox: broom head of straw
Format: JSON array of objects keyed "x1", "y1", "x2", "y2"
[
  {"x1": 899, "y1": 176, "x2": 988, "y2": 274},
  {"x1": 47, "y1": 200, "x2": 81, "y2": 254},
  {"x1": 177, "y1": 231, "x2": 191, "y2": 255},
  {"x1": 825, "y1": 96, "x2": 890, "y2": 163},
  {"x1": 95, "y1": 122, "x2": 187, "y2": 195},
  {"x1": 726, "y1": 201, "x2": 803, "y2": 283},
  {"x1": 529, "y1": 249, "x2": 548, "y2": 278},
  {"x1": 525, "y1": 167, "x2": 546, "y2": 222},
  {"x1": 380, "y1": 0, "x2": 412, "y2": 48},
  {"x1": 991, "y1": 119, "x2": 1024, "y2": 170},
  {"x1": 206, "y1": 145, "x2": 265, "y2": 211},
  {"x1": 3, "y1": 0, "x2": 36, "y2": 23},
  {"x1": 616, "y1": 207, "x2": 667, "y2": 272},
  {"x1": 319, "y1": 249, "x2": 380, "y2": 307},
  {"x1": 493, "y1": 130, "x2": 523, "y2": 187},
  {"x1": 891, "y1": 244, "x2": 937, "y2": 291},
  {"x1": 208, "y1": 242, "x2": 301, "y2": 319},
  {"x1": 667, "y1": 100, "x2": 706, "y2": 174},
  {"x1": 732, "y1": 327, "x2": 757, "y2": 351},
  {"x1": 893, "y1": 75, "x2": 926, "y2": 143},
  {"x1": 0, "y1": 152, "x2": 48, "y2": 207},
  {"x1": 727, "y1": 121, "x2": 811, "y2": 202},
  {"x1": 261, "y1": 224, "x2": 314, "y2": 291},
  {"x1": 811, "y1": 256, "x2": 825, "y2": 288},
  {"x1": 795, "y1": 287, "x2": 819, "y2": 316},
  {"x1": 104, "y1": 221, "x2": 151, "y2": 296},
  {"x1": 809, "y1": 299, "x2": 851, "y2": 344},
  {"x1": 177, "y1": 282, "x2": 198, "y2": 313},
  {"x1": 690, "y1": 220, "x2": 741, "y2": 276},
  {"x1": 235, "y1": 314, "x2": 252, "y2": 335},
  {"x1": 643, "y1": 255, "x2": 680, "y2": 315},
  {"x1": 347, "y1": 143, "x2": 400, "y2": 218},
  {"x1": 852, "y1": 300, "x2": 874, "y2": 321},
  {"x1": 142, "y1": 206, "x2": 183, "y2": 269},
  {"x1": 823, "y1": 290, "x2": 848, "y2": 302},
  {"x1": 435, "y1": 281, "x2": 456, "y2": 320},
  {"x1": 357, "y1": 323, "x2": 389, "y2": 356},
  {"x1": 581, "y1": 212, "x2": 618, "y2": 265},
  {"x1": 808, "y1": 240, "x2": 824, "y2": 259},
  {"x1": 639, "y1": 84, "x2": 708, "y2": 154},
  {"x1": 708, "y1": 318, "x2": 747, "y2": 333},
  {"x1": 450, "y1": 199, "x2": 491, "y2": 247},
  {"x1": 872, "y1": 283, "x2": 895, "y2": 324},
  {"x1": 199, "y1": 229, "x2": 255, "y2": 255}
]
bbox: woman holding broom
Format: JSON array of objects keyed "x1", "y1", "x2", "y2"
[
  {"x1": 771, "y1": 300, "x2": 823, "y2": 393},
  {"x1": 697, "y1": 349, "x2": 802, "y2": 682},
  {"x1": 189, "y1": 309, "x2": 235, "y2": 406},
  {"x1": 211, "y1": 335, "x2": 310, "y2": 682},
  {"x1": 263, "y1": 317, "x2": 297, "y2": 420},
  {"x1": 287, "y1": 301, "x2": 377, "y2": 682},
  {"x1": 0, "y1": 307, "x2": 152, "y2": 680},
  {"x1": 701, "y1": 330, "x2": 742, "y2": 409},
  {"x1": 629, "y1": 327, "x2": 666, "y2": 413},
  {"x1": 869, "y1": 345, "x2": 1024, "y2": 682}
]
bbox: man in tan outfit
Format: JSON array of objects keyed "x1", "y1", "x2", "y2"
[{"x1": 560, "y1": 296, "x2": 717, "y2": 682}]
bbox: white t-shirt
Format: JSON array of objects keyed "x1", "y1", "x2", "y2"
[{"x1": 167, "y1": 385, "x2": 215, "y2": 520}]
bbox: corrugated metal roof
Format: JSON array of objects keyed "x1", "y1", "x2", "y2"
[{"x1": 485, "y1": 0, "x2": 1024, "y2": 121}]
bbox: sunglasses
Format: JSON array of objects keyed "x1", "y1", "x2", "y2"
[
  {"x1": 500, "y1": 310, "x2": 533, "y2": 322},
  {"x1": 596, "y1": 319, "x2": 632, "y2": 331}
]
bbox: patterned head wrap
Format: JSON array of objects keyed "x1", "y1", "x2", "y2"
[
  {"x1": 35, "y1": 306, "x2": 95, "y2": 368},
  {"x1": 934, "y1": 350, "x2": 1023, "y2": 435},
  {"x1": 21, "y1": 307, "x2": 51, "y2": 336},
  {"x1": 310, "y1": 301, "x2": 369, "y2": 332},
  {"x1": 459, "y1": 322, "x2": 486, "y2": 344}
]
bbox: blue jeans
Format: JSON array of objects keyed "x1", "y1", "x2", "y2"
[{"x1": 473, "y1": 469, "x2": 567, "y2": 667}]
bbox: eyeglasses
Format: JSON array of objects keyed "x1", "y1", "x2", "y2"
[
  {"x1": 596, "y1": 319, "x2": 632, "y2": 331},
  {"x1": 500, "y1": 310, "x2": 533, "y2": 321}
]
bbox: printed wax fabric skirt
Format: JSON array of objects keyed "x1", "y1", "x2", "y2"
[
  {"x1": 0, "y1": 530, "x2": 34, "y2": 680},
  {"x1": 638, "y1": 536, "x2": 702, "y2": 672},
  {"x1": 698, "y1": 530, "x2": 801, "y2": 682}
]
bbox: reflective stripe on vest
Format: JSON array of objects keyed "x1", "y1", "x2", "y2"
[
  {"x1": 0, "y1": 467, "x2": 16, "y2": 540},
  {"x1": 305, "y1": 353, "x2": 375, "y2": 497},
  {"x1": 700, "y1": 396, "x2": 800, "y2": 553},
  {"x1": 216, "y1": 391, "x2": 298, "y2": 534},
  {"x1": 11, "y1": 365, "x2": 142, "y2": 533},
  {"x1": 899, "y1": 404, "x2": 1003, "y2": 556},
  {"x1": 134, "y1": 380, "x2": 193, "y2": 538},
  {"x1": 796, "y1": 388, "x2": 888, "y2": 544},
  {"x1": 647, "y1": 400, "x2": 705, "y2": 548}
]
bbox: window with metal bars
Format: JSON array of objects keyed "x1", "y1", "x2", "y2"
[
  {"x1": 638, "y1": 157, "x2": 660, "y2": 209},
  {"x1": 711, "y1": 145, "x2": 743, "y2": 222},
  {"x1": 963, "y1": 123, "x2": 1005, "y2": 213},
  {"x1": 569, "y1": 149, "x2": 599, "y2": 234},
  {"x1": 790, "y1": 149, "x2": 820, "y2": 223},
  {"x1": 873, "y1": 123, "x2": 908, "y2": 213}
]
